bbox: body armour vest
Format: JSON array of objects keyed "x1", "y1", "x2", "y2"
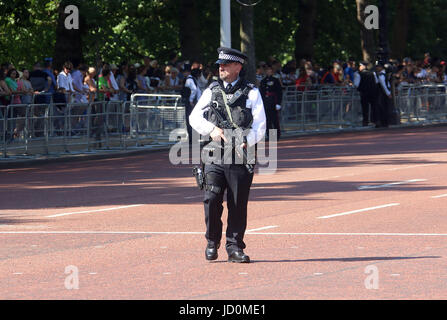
[{"x1": 206, "y1": 79, "x2": 254, "y2": 130}]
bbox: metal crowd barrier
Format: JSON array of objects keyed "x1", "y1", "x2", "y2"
[
  {"x1": 281, "y1": 84, "x2": 447, "y2": 133},
  {"x1": 1, "y1": 85, "x2": 446, "y2": 159},
  {"x1": 1, "y1": 95, "x2": 186, "y2": 158}
]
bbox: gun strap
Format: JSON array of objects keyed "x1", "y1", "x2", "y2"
[{"x1": 220, "y1": 89, "x2": 239, "y2": 129}]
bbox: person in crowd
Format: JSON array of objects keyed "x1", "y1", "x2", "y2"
[
  {"x1": 19, "y1": 69, "x2": 34, "y2": 105},
  {"x1": 109, "y1": 64, "x2": 120, "y2": 101},
  {"x1": 84, "y1": 67, "x2": 97, "y2": 103},
  {"x1": 98, "y1": 65, "x2": 113, "y2": 101},
  {"x1": 125, "y1": 65, "x2": 139, "y2": 101},
  {"x1": 0, "y1": 71, "x2": 11, "y2": 105},
  {"x1": 116, "y1": 61, "x2": 130, "y2": 101},
  {"x1": 344, "y1": 58, "x2": 356, "y2": 84},
  {"x1": 281, "y1": 60, "x2": 297, "y2": 87},
  {"x1": 295, "y1": 65, "x2": 312, "y2": 91},
  {"x1": 320, "y1": 65, "x2": 336, "y2": 84},
  {"x1": 147, "y1": 60, "x2": 163, "y2": 89},
  {"x1": 136, "y1": 64, "x2": 151, "y2": 98},
  {"x1": 5, "y1": 69, "x2": 24, "y2": 104},
  {"x1": 57, "y1": 61, "x2": 74, "y2": 103},
  {"x1": 42, "y1": 58, "x2": 57, "y2": 103},
  {"x1": 29, "y1": 62, "x2": 52, "y2": 104},
  {"x1": 5, "y1": 69, "x2": 26, "y2": 138},
  {"x1": 71, "y1": 62, "x2": 89, "y2": 103},
  {"x1": 162, "y1": 65, "x2": 182, "y2": 91}
]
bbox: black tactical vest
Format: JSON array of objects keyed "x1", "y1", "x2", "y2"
[{"x1": 206, "y1": 79, "x2": 254, "y2": 130}]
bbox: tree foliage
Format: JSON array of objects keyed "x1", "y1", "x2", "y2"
[{"x1": 0, "y1": 0, "x2": 446, "y2": 70}]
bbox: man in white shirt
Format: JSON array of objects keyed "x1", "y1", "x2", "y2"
[
  {"x1": 189, "y1": 47, "x2": 266, "y2": 263},
  {"x1": 57, "y1": 61, "x2": 74, "y2": 103}
]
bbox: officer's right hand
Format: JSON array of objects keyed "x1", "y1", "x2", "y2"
[{"x1": 210, "y1": 126, "x2": 228, "y2": 143}]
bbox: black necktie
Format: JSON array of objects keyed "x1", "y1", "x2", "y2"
[{"x1": 226, "y1": 83, "x2": 232, "y2": 92}]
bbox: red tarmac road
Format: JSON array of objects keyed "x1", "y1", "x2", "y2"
[{"x1": 1, "y1": 126, "x2": 447, "y2": 299}]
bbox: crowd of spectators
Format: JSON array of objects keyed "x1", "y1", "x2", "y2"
[
  {"x1": 1, "y1": 52, "x2": 447, "y2": 141},
  {"x1": 2, "y1": 52, "x2": 447, "y2": 107},
  {"x1": 0, "y1": 55, "x2": 220, "y2": 107},
  {"x1": 255, "y1": 53, "x2": 447, "y2": 92}
]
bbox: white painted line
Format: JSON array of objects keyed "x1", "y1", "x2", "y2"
[
  {"x1": 239, "y1": 272, "x2": 248, "y2": 275},
  {"x1": 431, "y1": 193, "x2": 447, "y2": 199},
  {"x1": 247, "y1": 232, "x2": 447, "y2": 236},
  {"x1": 317, "y1": 203, "x2": 400, "y2": 219},
  {"x1": 3, "y1": 231, "x2": 447, "y2": 237},
  {"x1": 358, "y1": 179, "x2": 427, "y2": 190},
  {"x1": 313, "y1": 273, "x2": 323, "y2": 276},
  {"x1": 13, "y1": 272, "x2": 23, "y2": 275},
  {"x1": 89, "y1": 272, "x2": 97, "y2": 275},
  {"x1": 246, "y1": 225, "x2": 278, "y2": 232},
  {"x1": 163, "y1": 272, "x2": 171, "y2": 275},
  {"x1": 46, "y1": 204, "x2": 144, "y2": 218},
  {"x1": 0, "y1": 231, "x2": 205, "y2": 235},
  {"x1": 390, "y1": 274, "x2": 400, "y2": 277}
]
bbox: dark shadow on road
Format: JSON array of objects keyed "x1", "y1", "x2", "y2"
[{"x1": 1, "y1": 126, "x2": 447, "y2": 210}]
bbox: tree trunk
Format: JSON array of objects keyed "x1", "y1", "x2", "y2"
[
  {"x1": 294, "y1": 0, "x2": 317, "y2": 62},
  {"x1": 53, "y1": 0, "x2": 84, "y2": 71},
  {"x1": 179, "y1": 0, "x2": 202, "y2": 62},
  {"x1": 356, "y1": 0, "x2": 376, "y2": 64},
  {"x1": 240, "y1": 5, "x2": 256, "y2": 83},
  {"x1": 390, "y1": 0, "x2": 410, "y2": 60}
]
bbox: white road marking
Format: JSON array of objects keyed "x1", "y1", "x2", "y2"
[
  {"x1": 431, "y1": 193, "x2": 447, "y2": 199},
  {"x1": 317, "y1": 203, "x2": 400, "y2": 219},
  {"x1": 314, "y1": 273, "x2": 324, "y2": 276},
  {"x1": 246, "y1": 225, "x2": 278, "y2": 232},
  {"x1": 13, "y1": 273, "x2": 23, "y2": 275},
  {"x1": 46, "y1": 204, "x2": 144, "y2": 218},
  {"x1": 2, "y1": 231, "x2": 447, "y2": 237},
  {"x1": 358, "y1": 179, "x2": 427, "y2": 190}
]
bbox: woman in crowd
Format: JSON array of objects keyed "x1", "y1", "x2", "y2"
[
  {"x1": 5, "y1": 69, "x2": 24, "y2": 104},
  {"x1": 97, "y1": 65, "x2": 113, "y2": 101},
  {"x1": 136, "y1": 65, "x2": 151, "y2": 100},
  {"x1": 19, "y1": 69, "x2": 34, "y2": 104},
  {"x1": 84, "y1": 67, "x2": 97, "y2": 103},
  {"x1": 161, "y1": 65, "x2": 181, "y2": 91}
]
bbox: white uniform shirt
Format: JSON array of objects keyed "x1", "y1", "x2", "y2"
[
  {"x1": 185, "y1": 75, "x2": 202, "y2": 105},
  {"x1": 189, "y1": 79, "x2": 266, "y2": 147},
  {"x1": 378, "y1": 70, "x2": 391, "y2": 96}
]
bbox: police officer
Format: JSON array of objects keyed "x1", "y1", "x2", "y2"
[
  {"x1": 375, "y1": 61, "x2": 392, "y2": 128},
  {"x1": 259, "y1": 64, "x2": 283, "y2": 140},
  {"x1": 182, "y1": 64, "x2": 202, "y2": 145},
  {"x1": 353, "y1": 61, "x2": 378, "y2": 127},
  {"x1": 189, "y1": 47, "x2": 266, "y2": 263}
]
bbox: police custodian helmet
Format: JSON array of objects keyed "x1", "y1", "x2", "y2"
[{"x1": 216, "y1": 47, "x2": 248, "y2": 65}]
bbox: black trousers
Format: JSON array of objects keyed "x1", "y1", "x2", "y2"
[
  {"x1": 360, "y1": 93, "x2": 376, "y2": 126},
  {"x1": 375, "y1": 92, "x2": 390, "y2": 128},
  {"x1": 204, "y1": 163, "x2": 254, "y2": 254},
  {"x1": 265, "y1": 105, "x2": 281, "y2": 140}
]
